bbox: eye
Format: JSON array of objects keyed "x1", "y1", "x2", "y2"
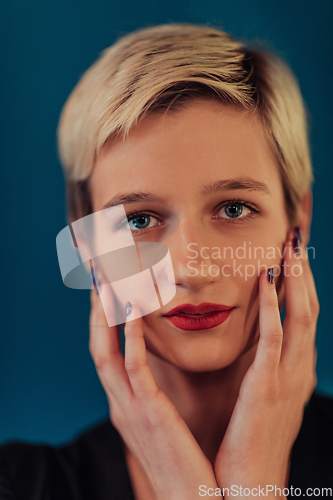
[
  {"x1": 127, "y1": 212, "x2": 160, "y2": 232},
  {"x1": 219, "y1": 203, "x2": 250, "y2": 219},
  {"x1": 215, "y1": 199, "x2": 259, "y2": 221}
]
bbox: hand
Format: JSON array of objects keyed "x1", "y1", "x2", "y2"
[
  {"x1": 89, "y1": 284, "x2": 218, "y2": 500},
  {"x1": 214, "y1": 229, "x2": 319, "y2": 499}
]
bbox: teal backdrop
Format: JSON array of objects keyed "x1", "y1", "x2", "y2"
[{"x1": 1, "y1": 0, "x2": 332, "y2": 445}]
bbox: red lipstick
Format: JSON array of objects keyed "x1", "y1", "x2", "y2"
[{"x1": 164, "y1": 302, "x2": 234, "y2": 331}]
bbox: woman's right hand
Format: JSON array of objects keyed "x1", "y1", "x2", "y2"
[{"x1": 89, "y1": 286, "x2": 218, "y2": 500}]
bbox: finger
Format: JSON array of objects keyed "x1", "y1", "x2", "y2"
[
  {"x1": 89, "y1": 287, "x2": 133, "y2": 402},
  {"x1": 296, "y1": 236, "x2": 320, "y2": 322},
  {"x1": 253, "y1": 268, "x2": 283, "y2": 372},
  {"x1": 124, "y1": 303, "x2": 160, "y2": 400},
  {"x1": 290, "y1": 227, "x2": 319, "y2": 315},
  {"x1": 280, "y1": 231, "x2": 316, "y2": 365},
  {"x1": 297, "y1": 235, "x2": 320, "y2": 356},
  {"x1": 283, "y1": 235, "x2": 312, "y2": 322}
]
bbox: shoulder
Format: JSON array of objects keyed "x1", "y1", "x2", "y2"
[
  {"x1": 0, "y1": 420, "x2": 135, "y2": 500},
  {"x1": 289, "y1": 390, "x2": 333, "y2": 489}
]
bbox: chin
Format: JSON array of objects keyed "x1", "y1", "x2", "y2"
[
  {"x1": 143, "y1": 316, "x2": 249, "y2": 372},
  {"x1": 146, "y1": 336, "x2": 242, "y2": 372},
  {"x1": 173, "y1": 349, "x2": 241, "y2": 372},
  {"x1": 174, "y1": 358, "x2": 237, "y2": 373}
]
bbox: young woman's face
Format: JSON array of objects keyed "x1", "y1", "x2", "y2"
[{"x1": 90, "y1": 100, "x2": 290, "y2": 372}]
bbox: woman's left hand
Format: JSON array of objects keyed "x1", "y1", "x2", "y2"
[{"x1": 214, "y1": 229, "x2": 319, "y2": 499}]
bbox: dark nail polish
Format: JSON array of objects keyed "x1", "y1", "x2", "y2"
[
  {"x1": 267, "y1": 268, "x2": 274, "y2": 284},
  {"x1": 294, "y1": 226, "x2": 303, "y2": 244},
  {"x1": 125, "y1": 301, "x2": 132, "y2": 317},
  {"x1": 292, "y1": 236, "x2": 300, "y2": 253},
  {"x1": 91, "y1": 270, "x2": 99, "y2": 295}
]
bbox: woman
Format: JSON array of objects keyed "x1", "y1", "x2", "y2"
[{"x1": 1, "y1": 22, "x2": 332, "y2": 500}]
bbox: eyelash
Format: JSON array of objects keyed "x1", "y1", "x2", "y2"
[{"x1": 122, "y1": 199, "x2": 260, "y2": 234}]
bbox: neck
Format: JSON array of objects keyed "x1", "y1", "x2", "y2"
[{"x1": 146, "y1": 342, "x2": 258, "y2": 464}]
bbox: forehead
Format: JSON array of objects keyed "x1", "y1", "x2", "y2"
[{"x1": 90, "y1": 100, "x2": 281, "y2": 203}]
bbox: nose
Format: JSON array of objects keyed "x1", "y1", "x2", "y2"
[{"x1": 166, "y1": 219, "x2": 221, "y2": 291}]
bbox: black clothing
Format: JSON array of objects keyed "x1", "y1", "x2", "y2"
[{"x1": 0, "y1": 391, "x2": 332, "y2": 499}]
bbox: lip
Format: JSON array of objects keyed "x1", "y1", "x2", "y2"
[
  {"x1": 164, "y1": 310, "x2": 234, "y2": 331},
  {"x1": 164, "y1": 302, "x2": 235, "y2": 331},
  {"x1": 165, "y1": 302, "x2": 233, "y2": 316}
]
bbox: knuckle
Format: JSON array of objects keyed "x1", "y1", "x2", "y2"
[
  {"x1": 265, "y1": 329, "x2": 283, "y2": 345},
  {"x1": 298, "y1": 312, "x2": 314, "y2": 329},
  {"x1": 89, "y1": 343, "x2": 111, "y2": 370},
  {"x1": 93, "y1": 353, "x2": 111, "y2": 370},
  {"x1": 289, "y1": 308, "x2": 313, "y2": 329},
  {"x1": 124, "y1": 358, "x2": 142, "y2": 375},
  {"x1": 149, "y1": 390, "x2": 169, "y2": 420},
  {"x1": 88, "y1": 338, "x2": 96, "y2": 360},
  {"x1": 88, "y1": 336, "x2": 95, "y2": 356},
  {"x1": 271, "y1": 328, "x2": 283, "y2": 340},
  {"x1": 135, "y1": 403, "x2": 160, "y2": 432},
  {"x1": 139, "y1": 413, "x2": 156, "y2": 432},
  {"x1": 140, "y1": 392, "x2": 167, "y2": 429},
  {"x1": 88, "y1": 332, "x2": 100, "y2": 357},
  {"x1": 311, "y1": 298, "x2": 320, "y2": 317},
  {"x1": 122, "y1": 388, "x2": 167, "y2": 432}
]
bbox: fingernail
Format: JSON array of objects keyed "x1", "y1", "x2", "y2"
[
  {"x1": 125, "y1": 301, "x2": 132, "y2": 317},
  {"x1": 295, "y1": 226, "x2": 303, "y2": 244},
  {"x1": 292, "y1": 227, "x2": 302, "y2": 254},
  {"x1": 292, "y1": 237, "x2": 299, "y2": 253},
  {"x1": 267, "y1": 268, "x2": 274, "y2": 284},
  {"x1": 91, "y1": 270, "x2": 99, "y2": 295}
]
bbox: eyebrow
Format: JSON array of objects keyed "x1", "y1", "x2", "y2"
[
  {"x1": 201, "y1": 177, "x2": 270, "y2": 196},
  {"x1": 102, "y1": 192, "x2": 161, "y2": 209},
  {"x1": 102, "y1": 176, "x2": 270, "y2": 209}
]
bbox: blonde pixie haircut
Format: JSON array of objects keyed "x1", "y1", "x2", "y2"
[{"x1": 57, "y1": 23, "x2": 314, "y2": 226}]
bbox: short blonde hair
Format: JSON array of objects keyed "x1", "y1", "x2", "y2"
[{"x1": 57, "y1": 22, "x2": 314, "y2": 226}]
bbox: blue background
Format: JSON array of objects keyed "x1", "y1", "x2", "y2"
[{"x1": 1, "y1": 0, "x2": 332, "y2": 445}]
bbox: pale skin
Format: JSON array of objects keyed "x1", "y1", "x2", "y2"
[{"x1": 88, "y1": 100, "x2": 319, "y2": 499}]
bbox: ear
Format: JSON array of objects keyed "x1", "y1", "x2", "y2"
[{"x1": 296, "y1": 189, "x2": 313, "y2": 246}]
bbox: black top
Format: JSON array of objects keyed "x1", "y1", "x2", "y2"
[{"x1": 0, "y1": 391, "x2": 332, "y2": 500}]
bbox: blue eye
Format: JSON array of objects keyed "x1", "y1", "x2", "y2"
[
  {"x1": 127, "y1": 212, "x2": 160, "y2": 232},
  {"x1": 226, "y1": 205, "x2": 241, "y2": 218},
  {"x1": 216, "y1": 200, "x2": 258, "y2": 221},
  {"x1": 223, "y1": 203, "x2": 248, "y2": 219},
  {"x1": 129, "y1": 214, "x2": 151, "y2": 230}
]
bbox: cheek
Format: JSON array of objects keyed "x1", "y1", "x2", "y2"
[
  {"x1": 234, "y1": 238, "x2": 285, "y2": 282},
  {"x1": 234, "y1": 272, "x2": 259, "y2": 323}
]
